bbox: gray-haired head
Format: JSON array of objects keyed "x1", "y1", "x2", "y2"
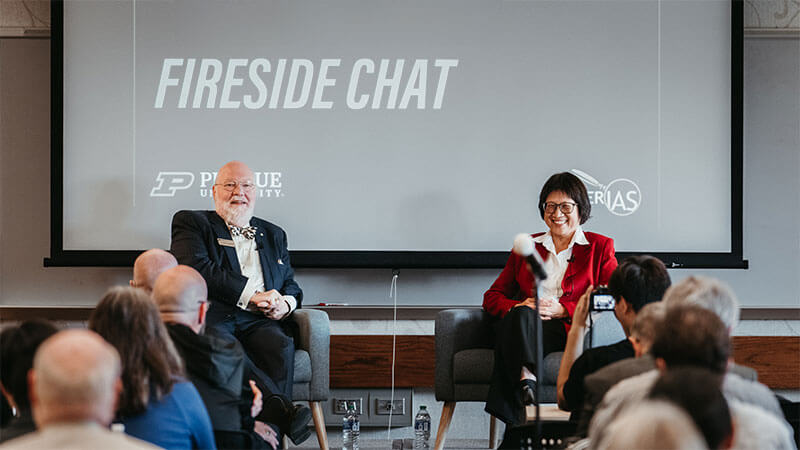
[
  {"x1": 131, "y1": 249, "x2": 178, "y2": 293},
  {"x1": 31, "y1": 329, "x2": 121, "y2": 427},
  {"x1": 662, "y1": 275, "x2": 740, "y2": 331},
  {"x1": 595, "y1": 400, "x2": 707, "y2": 450}
]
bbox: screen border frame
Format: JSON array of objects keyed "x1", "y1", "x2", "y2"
[{"x1": 45, "y1": 0, "x2": 747, "y2": 269}]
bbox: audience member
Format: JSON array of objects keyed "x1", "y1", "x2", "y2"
[
  {"x1": 0, "y1": 330, "x2": 158, "y2": 450},
  {"x1": 557, "y1": 255, "x2": 671, "y2": 416},
  {"x1": 594, "y1": 400, "x2": 707, "y2": 450},
  {"x1": 0, "y1": 320, "x2": 58, "y2": 443},
  {"x1": 589, "y1": 304, "x2": 792, "y2": 449},
  {"x1": 153, "y1": 265, "x2": 279, "y2": 449},
  {"x1": 575, "y1": 302, "x2": 665, "y2": 435},
  {"x1": 577, "y1": 275, "x2": 769, "y2": 437},
  {"x1": 663, "y1": 275, "x2": 739, "y2": 329},
  {"x1": 648, "y1": 367, "x2": 733, "y2": 449},
  {"x1": 130, "y1": 248, "x2": 178, "y2": 293},
  {"x1": 662, "y1": 275, "x2": 756, "y2": 380},
  {"x1": 89, "y1": 286, "x2": 216, "y2": 449}
]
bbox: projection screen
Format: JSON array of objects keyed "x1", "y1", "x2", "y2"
[{"x1": 48, "y1": 0, "x2": 745, "y2": 268}]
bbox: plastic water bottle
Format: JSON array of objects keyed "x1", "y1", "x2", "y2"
[
  {"x1": 414, "y1": 405, "x2": 431, "y2": 449},
  {"x1": 342, "y1": 401, "x2": 360, "y2": 450}
]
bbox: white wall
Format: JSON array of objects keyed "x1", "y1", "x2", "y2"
[{"x1": 1, "y1": 36, "x2": 798, "y2": 315}]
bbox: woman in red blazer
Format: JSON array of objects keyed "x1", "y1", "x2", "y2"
[{"x1": 483, "y1": 172, "x2": 617, "y2": 425}]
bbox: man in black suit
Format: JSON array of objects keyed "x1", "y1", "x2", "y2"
[{"x1": 170, "y1": 160, "x2": 309, "y2": 445}]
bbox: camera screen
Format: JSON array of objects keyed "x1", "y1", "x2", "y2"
[{"x1": 592, "y1": 294, "x2": 616, "y2": 311}]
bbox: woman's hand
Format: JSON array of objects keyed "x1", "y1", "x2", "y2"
[
  {"x1": 539, "y1": 298, "x2": 567, "y2": 320},
  {"x1": 513, "y1": 297, "x2": 538, "y2": 310}
]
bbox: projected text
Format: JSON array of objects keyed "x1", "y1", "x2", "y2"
[{"x1": 154, "y1": 58, "x2": 459, "y2": 110}]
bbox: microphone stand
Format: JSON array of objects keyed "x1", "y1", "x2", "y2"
[{"x1": 531, "y1": 273, "x2": 545, "y2": 449}]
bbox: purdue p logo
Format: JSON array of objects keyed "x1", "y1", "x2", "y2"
[{"x1": 150, "y1": 172, "x2": 195, "y2": 197}]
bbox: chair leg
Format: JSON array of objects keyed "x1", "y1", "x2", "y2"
[
  {"x1": 310, "y1": 401, "x2": 329, "y2": 450},
  {"x1": 434, "y1": 401, "x2": 456, "y2": 450},
  {"x1": 488, "y1": 415, "x2": 498, "y2": 449},
  {"x1": 282, "y1": 435, "x2": 289, "y2": 449}
]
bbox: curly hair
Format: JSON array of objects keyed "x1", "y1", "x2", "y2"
[{"x1": 88, "y1": 286, "x2": 184, "y2": 417}]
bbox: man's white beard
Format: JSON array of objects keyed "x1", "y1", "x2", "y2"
[{"x1": 218, "y1": 203, "x2": 253, "y2": 227}]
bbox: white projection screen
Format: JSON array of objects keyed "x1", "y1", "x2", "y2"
[{"x1": 48, "y1": 0, "x2": 745, "y2": 269}]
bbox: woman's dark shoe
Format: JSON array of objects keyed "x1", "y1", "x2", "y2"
[{"x1": 520, "y1": 379, "x2": 536, "y2": 406}]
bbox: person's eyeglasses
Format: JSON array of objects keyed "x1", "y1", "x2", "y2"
[
  {"x1": 215, "y1": 181, "x2": 256, "y2": 192},
  {"x1": 543, "y1": 201, "x2": 577, "y2": 214}
]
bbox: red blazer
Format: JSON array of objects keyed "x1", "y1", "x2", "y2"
[{"x1": 482, "y1": 231, "x2": 617, "y2": 332}]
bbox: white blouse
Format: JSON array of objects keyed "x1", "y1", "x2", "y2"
[{"x1": 532, "y1": 226, "x2": 589, "y2": 301}]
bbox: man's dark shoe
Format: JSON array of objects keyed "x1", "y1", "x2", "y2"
[
  {"x1": 520, "y1": 379, "x2": 536, "y2": 406},
  {"x1": 261, "y1": 395, "x2": 312, "y2": 445},
  {"x1": 286, "y1": 404, "x2": 312, "y2": 445}
]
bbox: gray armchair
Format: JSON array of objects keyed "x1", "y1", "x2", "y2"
[
  {"x1": 434, "y1": 308, "x2": 624, "y2": 450},
  {"x1": 289, "y1": 309, "x2": 331, "y2": 450}
]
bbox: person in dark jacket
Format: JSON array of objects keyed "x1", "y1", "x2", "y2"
[
  {"x1": 153, "y1": 265, "x2": 286, "y2": 449},
  {"x1": 0, "y1": 320, "x2": 59, "y2": 443}
]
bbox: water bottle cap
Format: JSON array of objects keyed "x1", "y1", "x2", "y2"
[{"x1": 420, "y1": 405, "x2": 427, "y2": 409}]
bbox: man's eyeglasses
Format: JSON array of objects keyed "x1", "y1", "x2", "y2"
[
  {"x1": 215, "y1": 181, "x2": 256, "y2": 192},
  {"x1": 543, "y1": 202, "x2": 577, "y2": 214}
]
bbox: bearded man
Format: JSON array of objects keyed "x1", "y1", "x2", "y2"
[{"x1": 170, "y1": 160, "x2": 309, "y2": 445}]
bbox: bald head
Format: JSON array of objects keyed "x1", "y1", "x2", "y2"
[
  {"x1": 218, "y1": 160, "x2": 254, "y2": 179},
  {"x1": 132, "y1": 249, "x2": 177, "y2": 293},
  {"x1": 152, "y1": 265, "x2": 208, "y2": 330},
  {"x1": 31, "y1": 329, "x2": 121, "y2": 427}
]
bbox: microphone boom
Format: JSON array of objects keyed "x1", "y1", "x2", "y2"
[{"x1": 512, "y1": 234, "x2": 548, "y2": 281}]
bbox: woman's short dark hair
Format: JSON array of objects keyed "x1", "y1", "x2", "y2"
[
  {"x1": 538, "y1": 172, "x2": 591, "y2": 224},
  {"x1": 0, "y1": 320, "x2": 59, "y2": 412},
  {"x1": 88, "y1": 286, "x2": 184, "y2": 418}
]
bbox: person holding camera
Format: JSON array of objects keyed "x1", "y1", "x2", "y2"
[
  {"x1": 483, "y1": 172, "x2": 618, "y2": 426},
  {"x1": 555, "y1": 255, "x2": 671, "y2": 421}
]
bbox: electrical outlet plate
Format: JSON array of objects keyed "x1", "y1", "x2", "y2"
[
  {"x1": 324, "y1": 388, "x2": 412, "y2": 426},
  {"x1": 375, "y1": 398, "x2": 405, "y2": 415},
  {"x1": 333, "y1": 398, "x2": 363, "y2": 415}
]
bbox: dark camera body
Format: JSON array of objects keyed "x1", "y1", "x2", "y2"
[{"x1": 590, "y1": 286, "x2": 615, "y2": 311}]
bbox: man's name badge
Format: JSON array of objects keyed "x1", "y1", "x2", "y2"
[{"x1": 217, "y1": 238, "x2": 235, "y2": 247}]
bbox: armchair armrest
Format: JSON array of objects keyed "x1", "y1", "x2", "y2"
[
  {"x1": 435, "y1": 308, "x2": 496, "y2": 402},
  {"x1": 290, "y1": 309, "x2": 330, "y2": 402}
]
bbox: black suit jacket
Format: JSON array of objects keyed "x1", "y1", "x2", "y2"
[{"x1": 170, "y1": 210, "x2": 303, "y2": 313}]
